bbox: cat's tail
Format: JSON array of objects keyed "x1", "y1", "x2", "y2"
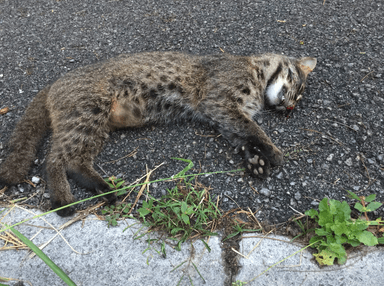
[{"x1": 0, "y1": 85, "x2": 51, "y2": 185}]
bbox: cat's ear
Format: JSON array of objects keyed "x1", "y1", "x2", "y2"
[{"x1": 298, "y1": 57, "x2": 317, "y2": 76}]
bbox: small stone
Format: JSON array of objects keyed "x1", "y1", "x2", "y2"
[
  {"x1": 276, "y1": 172, "x2": 283, "y2": 179},
  {"x1": 378, "y1": 154, "x2": 384, "y2": 162},
  {"x1": 294, "y1": 192, "x2": 301, "y2": 200},
  {"x1": 368, "y1": 158, "x2": 375, "y2": 164},
  {"x1": 258, "y1": 167, "x2": 263, "y2": 174},
  {"x1": 290, "y1": 198, "x2": 297, "y2": 207},
  {"x1": 237, "y1": 178, "x2": 243, "y2": 183},
  {"x1": 353, "y1": 186, "x2": 360, "y2": 191},
  {"x1": 345, "y1": 158, "x2": 353, "y2": 167},
  {"x1": 321, "y1": 163, "x2": 329, "y2": 170},
  {"x1": 31, "y1": 176, "x2": 40, "y2": 184},
  {"x1": 307, "y1": 159, "x2": 313, "y2": 164},
  {"x1": 290, "y1": 182, "x2": 296, "y2": 186},
  {"x1": 260, "y1": 188, "x2": 271, "y2": 197},
  {"x1": 229, "y1": 160, "x2": 234, "y2": 165},
  {"x1": 19, "y1": 187, "x2": 25, "y2": 193},
  {"x1": 43, "y1": 193, "x2": 50, "y2": 199},
  {"x1": 352, "y1": 125, "x2": 359, "y2": 131},
  {"x1": 311, "y1": 201, "x2": 319, "y2": 206},
  {"x1": 326, "y1": 154, "x2": 334, "y2": 161}
]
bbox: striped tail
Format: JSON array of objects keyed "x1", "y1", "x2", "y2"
[{"x1": 0, "y1": 85, "x2": 51, "y2": 185}]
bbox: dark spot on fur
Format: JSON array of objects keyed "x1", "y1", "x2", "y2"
[
  {"x1": 157, "y1": 84, "x2": 165, "y2": 92},
  {"x1": 243, "y1": 119, "x2": 250, "y2": 124},
  {"x1": 123, "y1": 80, "x2": 135, "y2": 90},
  {"x1": 141, "y1": 83, "x2": 148, "y2": 91},
  {"x1": 263, "y1": 60, "x2": 270, "y2": 66},
  {"x1": 133, "y1": 107, "x2": 141, "y2": 118},
  {"x1": 73, "y1": 137, "x2": 80, "y2": 145},
  {"x1": 146, "y1": 73, "x2": 152, "y2": 78},
  {"x1": 175, "y1": 76, "x2": 181, "y2": 82},
  {"x1": 168, "y1": 82, "x2": 176, "y2": 90},
  {"x1": 156, "y1": 102, "x2": 162, "y2": 112},
  {"x1": 164, "y1": 103, "x2": 171, "y2": 110},
  {"x1": 241, "y1": 87, "x2": 250, "y2": 95},
  {"x1": 69, "y1": 110, "x2": 80, "y2": 118},
  {"x1": 176, "y1": 85, "x2": 184, "y2": 95},
  {"x1": 160, "y1": 75, "x2": 168, "y2": 82},
  {"x1": 258, "y1": 70, "x2": 265, "y2": 81},
  {"x1": 65, "y1": 144, "x2": 72, "y2": 155},
  {"x1": 133, "y1": 97, "x2": 140, "y2": 104},
  {"x1": 237, "y1": 97, "x2": 244, "y2": 104},
  {"x1": 266, "y1": 63, "x2": 283, "y2": 87},
  {"x1": 149, "y1": 89, "x2": 158, "y2": 98},
  {"x1": 93, "y1": 120, "x2": 99, "y2": 125}
]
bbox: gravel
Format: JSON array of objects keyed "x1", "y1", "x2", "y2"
[{"x1": 0, "y1": 0, "x2": 383, "y2": 225}]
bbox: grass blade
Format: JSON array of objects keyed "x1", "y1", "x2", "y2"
[{"x1": 9, "y1": 226, "x2": 76, "y2": 286}]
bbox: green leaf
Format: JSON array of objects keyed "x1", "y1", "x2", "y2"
[
  {"x1": 354, "y1": 202, "x2": 364, "y2": 212},
  {"x1": 365, "y1": 194, "x2": 376, "y2": 203},
  {"x1": 331, "y1": 221, "x2": 349, "y2": 236},
  {"x1": 366, "y1": 202, "x2": 382, "y2": 212},
  {"x1": 356, "y1": 231, "x2": 378, "y2": 246},
  {"x1": 378, "y1": 237, "x2": 384, "y2": 244},
  {"x1": 319, "y1": 198, "x2": 330, "y2": 212},
  {"x1": 181, "y1": 202, "x2": 187, "y2": 213},
  {"x1": 346, "y1": 190, "x2": 360, "y2": 201},
  {"x1": 305, "y1": 209, "x2": 318, "y2": 219},
  {"x1": 313, "y1": 249, "x2": 337, "y2": 265},
  {"x1": 315, "y1": 228, "x2": 329, "y2": 236},
  {"x1": 347, "y1": 239, "x2": 360, "y2": 247},
  {"x1": 181, "y1": 214, "x2": 190, "y2": 225}
]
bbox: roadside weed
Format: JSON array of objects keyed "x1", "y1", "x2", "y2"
[
  {"x1": 305, "y1": 191, "x2": 383, "y2": 265},
  {"x1": 137, "y1": 177, "x2": 221, "y2": 249},
  {"x1": 101, "y1": 202, "x2": 132, "y2": 227},
  {"x1": 223, "y1": 222, "x2": 260, "y2": 241}
]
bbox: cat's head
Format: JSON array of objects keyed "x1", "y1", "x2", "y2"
[{"x1": 265, "y1": 56, "x2": 317, "y2": 115}]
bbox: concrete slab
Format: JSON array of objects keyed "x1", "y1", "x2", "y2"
[{"x1": 1, "y1": 207, "x2": 384, "y2": 286}]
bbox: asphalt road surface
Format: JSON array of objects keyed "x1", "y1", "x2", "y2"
[{"x1": 1, "y1": 0, "x2": 383, "y2": 225}]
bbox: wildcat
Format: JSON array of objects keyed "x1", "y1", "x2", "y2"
[{"x1": 0, "y1": 52, "x2": 316, "y2": 216}]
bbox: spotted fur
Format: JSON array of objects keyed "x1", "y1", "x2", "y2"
[{"x1": 0, "y1": 51, "x2": 316, "y2": 216}]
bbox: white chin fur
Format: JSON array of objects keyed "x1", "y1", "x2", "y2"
[{"x1": 266, "y1": 78, "x2": 284, "y2": 106}]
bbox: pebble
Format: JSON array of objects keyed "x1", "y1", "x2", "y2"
[
  {"x1": 43, "y1": 193, "x2": 50, "y2": 199},
  {"x1": 368, "y1": 158, "x2": 375, "y2": 164},
  {"x1": 31, "y1": 176, "x2": 40, "y2": 184},
  {"x1": 276, "y1": 172, "x2": 283, "y2": 179},
  {"x1": 290, "y1": 198, "x2": 297, "y2": 207},
  {"x1": 311, "y1": 201, "x2": 319, "y2": 206},
  {"x1": 345, "y1": 158, "x2": 353, "y2": 167},
  {"x1": 326, "y1": 154, "x2": 334, "y2": 161},
  {"x1": 307, "y1": 159, "x2": 313, "y2": 164},
  {"x1": 294, "y1": 192, "x2": 301, "y2": 200},
  {"x1": 378, "y1": 154, "x2": 384, "y2": 162},
  {"x1": 260, "y1": 188, "x2": 271, "y2": 197}
]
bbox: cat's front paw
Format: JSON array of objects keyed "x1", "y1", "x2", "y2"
[{"x1": 241, "y1": 145, "x2": 271, "y2": 179}]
